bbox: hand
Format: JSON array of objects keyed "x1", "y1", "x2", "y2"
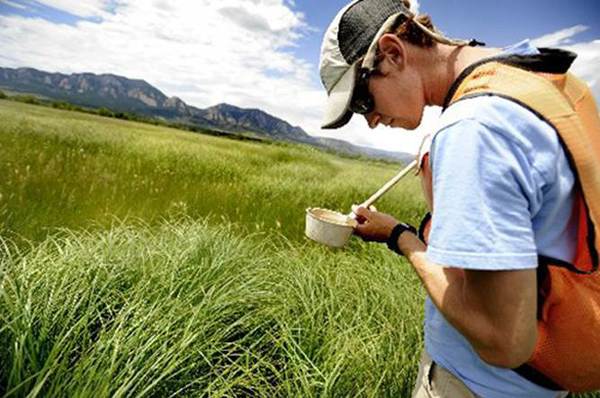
[{"x1": 352, "y1": 205, "x2": 400, "y2": 243}]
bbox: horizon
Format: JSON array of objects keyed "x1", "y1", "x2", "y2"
[
  {"x1": 0, "y1": 64, "x2": 389, "y2": 138},
  {"x1": 1, "y1": 0, "x2": 599, "y2": 154},
  {"x1": 0, "y1": 64, "x2": 304, "y2": 119},
  {"x1": 0, "y1": 64, "x2": 321, "y2": 134}
]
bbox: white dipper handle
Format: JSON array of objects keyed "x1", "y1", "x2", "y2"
[{"x1": 358, "y1": 159, "x2": 418, "y2": 210}]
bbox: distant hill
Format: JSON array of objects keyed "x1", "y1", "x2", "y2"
[{"x1": 0, "y1": 66, "x2": 413, "y2": 163}]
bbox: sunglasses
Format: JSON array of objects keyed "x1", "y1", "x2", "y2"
[
  {"x1": 347, "y1": 12, "x2": 413, "y2": 116},
  {"x1": 349, "y1": 67, "x2": 375, "y2": 115}
]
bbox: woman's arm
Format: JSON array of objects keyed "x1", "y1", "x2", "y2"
[{"x1": 353, "y1": 206, "x2": 538, "y2": 368}]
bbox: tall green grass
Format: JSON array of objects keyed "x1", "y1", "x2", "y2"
[
  {"x1": 0, "y1": 100, "x2": 428, "y2": 396},
  {"x1": 0, "y1": 220, "x2": 424, "y2": 397},
  {"x1": 1, "y1": 100, "x2": 597, "y2": 397},
  {"x1": 0, "y1": 100, "x2": 424, "y2": 243}
]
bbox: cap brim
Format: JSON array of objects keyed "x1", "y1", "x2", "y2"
[{"x1": 321, "y1": 65, "x2": 356, "y2": 129}]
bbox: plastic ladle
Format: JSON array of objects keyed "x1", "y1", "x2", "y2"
[
  {"x1": 305, "y1": 159, "x2": 418, "y2": 248},
  {"x1": 349, "y1": 159, "x2": 418, "y2": 218}
]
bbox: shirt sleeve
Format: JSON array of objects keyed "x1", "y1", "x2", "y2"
[{"x1": 426, "y1": 118, "x2": 543, "y2": 270}]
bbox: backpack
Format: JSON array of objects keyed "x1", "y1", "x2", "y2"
[{"x1": 418, "y1": 48, "x2": 600, "y2": 392}]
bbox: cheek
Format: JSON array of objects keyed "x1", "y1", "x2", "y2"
[
  {"x1": 372, "y1": 79, "x2": 424, "y2": 125},
  {"x1": 402, "y1": 85, "x2": 425, "y2": 123},
  {"x1": 400, "y1": 89, "x2": 426, "y2": 129},
  {"x1": 373, "y1": 87, "x2": 405, "y2": 116}
]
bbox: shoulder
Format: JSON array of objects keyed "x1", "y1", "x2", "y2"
[
  {"x1": 425, "y1": 97, "x2": 547, "y2": 270},
  {"x1": 431, "y1": 96, "x2": 562, "y2": 184},
  {"x1": 436, "y1": 95, "x2": 557, "y2": 146}
]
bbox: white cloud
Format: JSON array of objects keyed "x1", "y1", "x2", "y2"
[
  {"x1": 34, "y1": 0, "x2": 114, "y2": 18},
  {"x1": 0, "y1": 0, "x2": 428, "y2": 155},
  {"x1": 410, "y1": 0, "x2": 420, "y2": 14},
  {"x1": 0, "y1": 1, "x2": 311, "y2": 116},
  {"x1": 531, "y1": 26, "x2": 600, "y2": 103},
  {"x1": 530, "y1": 25, "x2": 589, "y2": 47},
  {"x1": 2, "y1": 0, "x2": 28, "y2": 11}
]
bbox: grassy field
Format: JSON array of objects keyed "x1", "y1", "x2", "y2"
[
  {"x1": 0, "y1": 100, "x2": 597, "y2": 397},
  {"x1": 0, "y1": 100, "x2": 428, "y2": 397},
  {"x1": 0, "y1": 100, "x2": 424, "y2": 243},
  {"x1": 0, "y1": 220, "x2": 426, "y2": 397}
]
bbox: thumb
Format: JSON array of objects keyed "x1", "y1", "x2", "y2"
[
  {"x1": 353, "y1": 223, "x2": 369, "y2": 240},
  {"x1": 352, "y1": 212, "x2": 375, "y2": 241},
  {"x1": 351, "y1": 205, "x2": 372, "y2": 224},
  {"x1": 352, "y1": 205, "x2": 371, "y2": 218}
]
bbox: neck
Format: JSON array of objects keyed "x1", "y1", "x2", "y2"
[{"x1": 421, "y1": 44, "x2": 501, "y2": 107}]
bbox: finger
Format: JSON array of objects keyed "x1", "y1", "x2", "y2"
[
  {"x1": 351, "y1": 205, "x2": 371, "y2": 218},
  {"x1": 353, "y1": 223, "x2": 373, "y2": 241},
  {"x1": 355, "y1": 214, "x2": 368, "y2": 224},
  {"x1": 353, "y1": 222, "x2": 367, "y2": 238},
  {"x1": 355, "y1": 224, "x2": 368, "y2": 235}
]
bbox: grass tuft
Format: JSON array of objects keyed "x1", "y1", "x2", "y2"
[{"x1": 0, "y1": 220, "x2": 424, "y2": 397}]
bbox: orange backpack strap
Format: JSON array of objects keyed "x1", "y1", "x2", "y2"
[
  {"x1": 445, "y1": 48, "x2": 600, "y2": 275},
  {"x1": 436, "y1": 48, "x2": 600, "y2": 391}
]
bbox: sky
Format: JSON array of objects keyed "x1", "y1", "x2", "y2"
[{"x1": 1, "y1": 0, "x2": 599, "y2": 155}]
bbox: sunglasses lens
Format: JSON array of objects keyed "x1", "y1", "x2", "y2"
[
  {"x1": 350, "y1": 88, "x2": 374, "y2": 114},
  {"x1": 350, "y1": 96, "x2": 373, "y2": 114},
  {"x1": 350, "y1": 68, "x2": 374, "y2": 114}
]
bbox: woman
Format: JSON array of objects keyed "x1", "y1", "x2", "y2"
[{"x1": 319, "y1": 0, "x2": 600, "y2": 397}]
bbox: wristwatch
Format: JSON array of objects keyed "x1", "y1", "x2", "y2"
[{"x1": 386, "y1": 223, "x2": 417, "y2": 255}]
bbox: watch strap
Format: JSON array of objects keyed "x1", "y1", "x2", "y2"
[{"x1": 386, "y1": 223, "x2": 417, "y2": 255}]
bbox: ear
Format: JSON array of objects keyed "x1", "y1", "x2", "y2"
[{"x1": 377, "y1": 33, "x2": 406, "y2": 71}]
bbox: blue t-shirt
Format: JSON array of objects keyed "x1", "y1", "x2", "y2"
[{"x1": 424, "y1": 40, "x2": 576, "y2": 397}]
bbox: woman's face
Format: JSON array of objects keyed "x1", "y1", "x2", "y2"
[{"x1": 362, "y1": 39, "x2": 426, "y2": 130}]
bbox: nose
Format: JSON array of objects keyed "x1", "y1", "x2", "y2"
[{"x1": 365, "y1": 113, "x2": 381, "y2": 129}]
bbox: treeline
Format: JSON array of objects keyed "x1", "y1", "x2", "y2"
[
  {"x1": 0, "y1": 90, "x2": 171, "y2": 125},
  {"x1": 0, "y1": 89, "x2": 265, "y2": 143}
]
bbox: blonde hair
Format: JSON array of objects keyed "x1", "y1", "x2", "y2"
[
  {"x1": 393, "y1": 0, "x2": 437, "y2": 48},
  {"x1": 361, "y1": 1, "x2": 474, "y2": 70}
]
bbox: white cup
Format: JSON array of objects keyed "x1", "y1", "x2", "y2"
[{"x1": 305, "y1": 208, "x2": 358, "y2": 248}]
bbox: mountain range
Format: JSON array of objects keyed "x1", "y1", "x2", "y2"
[{"x1": 0, "y1": 66, "x2": 413, "y2": 162}]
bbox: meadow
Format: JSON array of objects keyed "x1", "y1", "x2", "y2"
[
  {"x1": 0, "y1": 100, "x2": 425, "y2": 242},
  {"x1": 0, "y1": 100, "x2": 596, "y2": 397}
]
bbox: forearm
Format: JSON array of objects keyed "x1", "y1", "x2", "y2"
[
  {"x1": 397, "y1": 234, "x2": 491, "y2": 354},
  {"x1": 396, "y1": 232, "x2": 536, "y2": 368},
  {"x1": 350, "y1": 205, "x2": 537, "y2": 366}
]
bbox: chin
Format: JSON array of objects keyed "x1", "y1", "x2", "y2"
[
  {"x1": 389, "y1": 109, "x2": 424, "y2": 130},
  {"x1": 406, "y1": 108, "x2": 425, "y2": 130},
  {"x1": 396, "y1": 118, "x2": 420, "y2": 130},
  {"x1": 407, "y1": 119, "x2": 421, "y2": 130}
]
